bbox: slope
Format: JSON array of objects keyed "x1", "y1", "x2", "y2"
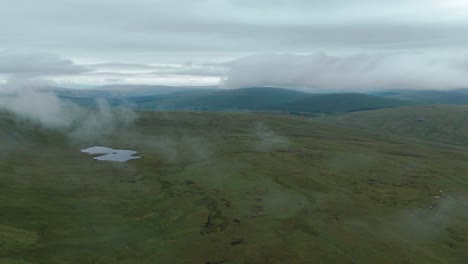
[
  {"x1": 374, "y1": 89, "x2": 468, "y2": 105},
  {"x1": 1, "y1": 111, "x2": 468, "y2": 263},
  {"x1": 279, "y1": 93, "x2": 414, "y2": 113},
  {"x1": 134, "y1": 87, "x2": 414, "y2": 113},
  {"x1": 326, "y1": 105, "x2": 468, "y2": 146}
]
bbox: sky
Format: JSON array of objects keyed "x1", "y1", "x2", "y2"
[{"x1": 1, "y1": 0, "x2": 468, "y2": 90}]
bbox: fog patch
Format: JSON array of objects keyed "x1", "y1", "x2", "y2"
[
  {"x1": 0, "y1": 50, "x2": 90, "y2": 76},
  {"x1": 253, "y1": 122, "x2": 289, "y2": 151},
  {"x1": 222, "y1": 52, "x2": 468, "y2": 91},
  {"x1": 0, "y1": 88, "x2": 73, "y2": 128},
  {"x1": 181, "y1": 135, "x2": 214, "y2": 162},
  {"x1": 0, "y1": 79, "x2": 137, "y2": 140},
  {"x1": 397, "y1": 195, "x2": 468, "y2": 241},
  {"x1": 121, "y1": 129, "x2": 215, "y2": 164},
  {"x1": 69, "y1": 99, "x2": 137, "y2": 141},
  {"x1": 150, "y1": 135, "x2": 215, "y2": 163},
  {"x1": 139, "y1": 135, "x2": 179, "y2": 163}
]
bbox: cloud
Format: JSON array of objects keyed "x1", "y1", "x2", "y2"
[
  {"x1": 58, "y1": 72, "x2": 220, "y2": 86},
  {"x1": 69, "y1": 99, "x2": 137, "y2": 140},
  {"x1": 151, "y1": 65, "x2": 226, "y2": 77},
  {"x1": 0, "y1": 77, "x2": 55, "y2": 92},
  {"x1": 1, "y1": 0, "x2": 468, "y2": 61},
  {"x1": 63, "y1": 61, "x2": 225, "y2": 86},
  {"x1": 2, "y1": 0, "x2": 467, "y2": 88},
  {"x1": 88, "y1": 62, "x2": 226, "y2": 77},
  {"x1": 88, "y1": 62, "x2": 158, "y2": 70},
  {"x1": 0, "y1": 78, "x2": 136, "y2": 140},
  {"x1": 0, "y1": 81, "x2": 73, "y2": 128},
  {"x1": 397, "y1": 195, "x2": 468, "y2": 241},
  {"x1": 222, "y1": 52, "x2": 468, "y2": 91},
  {"x1": 253, "y1": 122, "x2": 289, "y2": 152},
  {"x1": 0, "y1": 51, "x2": 91, "y2": 76}
]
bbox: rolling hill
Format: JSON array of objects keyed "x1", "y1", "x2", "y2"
[
  {"x1": 1, "y1": 110, "x2": 468, "y2": 263},
  {"x1": 114, "y1": 87, "x2": 416, "y2": 113},
  {"x1": 277, "y1": 92, "x2": 415, "y2": 113},
  {"x1": 324, "y1": 105, "x2": 468, "y2": 146},
  {"x1": 49, "y1": 86, "x2": 416, "y2": 114},
  {"x1": 374, "y1": 89, "x2": 468, "y2": 105}
]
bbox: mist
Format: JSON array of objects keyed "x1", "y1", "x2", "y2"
[
  {"x1": 0, "y1": 79, "x2": 137, "y2": 140},
  {"x1": 0, "y1": 51, "x2": 90, "y2": 76},
  {"x1": 397, "y1": 195, "x2": 468, "y2": 242},
  {"x1": 253, "y1": 122, "x2": 289, "y2": 152},
  {"x1": 222, "y1": 52, "x2": 468, "y2": 91}
]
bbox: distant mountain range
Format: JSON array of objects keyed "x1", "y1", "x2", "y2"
[
  {"x1": 372, "y1": 89, "x2": 468, "y2": 105},
  {"x1": 54, "y1": 86, "x2": 415, "y2": 114}
]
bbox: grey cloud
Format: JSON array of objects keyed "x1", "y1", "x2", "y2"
[
  {"x1": 152, "y1": 66, "x2": 226, "y2": 77},
  {"x1": 2, "y1": 1, "x2": 468, "y2": 87},
  {"x1": 0, "y1": 51, "x2": 91, "y2": 76},
  {"x1": 1, "y1": 0, "x2": 467, "y2": 60},
  {"x1": 0, "y1": 78, "x2": 137, "y2": 140},
  {"x1": 8, "y1": 19, "x2": 467, "y2": 56},
  {"x1": 88, "y1": 63, "x2": 226, "y2": 77},
  {"x1": 88, "y1": 62, "x2": 158, "y2": 70},
  {"x1": 85, "y1": 71, "x2": 146, "y2": 77},
  {"x1": 222, "y1": 53, "x2": 468, "y2": 91},
  {"x1": 0, "y1": 81, "x2": 72, "y2": 128},
  {"x1": 253, "y1": 122, "x2": 289, "y2": 152}
]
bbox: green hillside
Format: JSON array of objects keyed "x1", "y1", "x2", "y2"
[
  {"x1": 134, "y1": 87, "x2": 307, "y2": 110},
  {"x1": 374, "y1": 89, "x2": 468, "y2": 105},
  {"x1": 52, "y1": 87, "x2": 415, "y2": 114},
  {"x1": 279, "y1": 93, "x2": 414, "y2": 113},
  {"x1": 132, "y1": 87, "x2": 414, "y2": 113},
  {"x1": 326, "y1": 105, "x2": 468, "y2": 146},
  {"x1": 1, "y1": 110, "x2": 468, "y2": 263}
]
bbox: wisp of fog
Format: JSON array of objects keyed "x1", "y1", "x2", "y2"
[{"x1": 0, "y1": 79, "x2": 137, "y2": 140}]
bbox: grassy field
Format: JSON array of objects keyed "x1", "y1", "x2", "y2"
[
  {"x1": 1, "y1": 111, "x2": 468, "y2": 263},
  {"x1": 325, "y1": 105, "x2": 468, "y2": 146}
]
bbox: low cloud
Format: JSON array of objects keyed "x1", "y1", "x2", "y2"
[
  {"x1": 0, "y1": 51, "x2": 91, "y2": 77},
  {"x1": 157, "y1": 65, "x2": 226, "y2": 77},
  {"x1": 75, "y1": 61, "x2": 225, "y2": 86},
  {"x1": 0, "y1": 79, "x2": 136, "y2": 140},
  {"x1": 397, "y1": 195, "x2": 468, "y2": 242},
  {"x1": 0, "y1": 78, "x2": 71, "y2": 128},
  {"x1": 68, "y1": 98, "x2": 137, "y2": 140},
  {"x1": 88, "y1": 62, "x2": 159, "y2": 70},
  {"x1": 253, "y1": 122, "x2": 289, "y2": 152},
  {"x1": 0, "y1": 88, "x2": 73, "y2": 128},
  {"x1": 222, "y1": 52, "x2": 468, "y2": 91},
  {"x1": 89, "y1": 62, "x2": 226, "y2": 77}
]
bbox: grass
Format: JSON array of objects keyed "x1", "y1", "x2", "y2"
[
  {"x1": 324, "y1": 105, "x2": 468, "y2": 146},
  {"x1": 1, "y1": 111, "x2": 468, "y2": 263}
]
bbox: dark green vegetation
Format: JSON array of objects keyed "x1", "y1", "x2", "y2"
[
  {"x1": 56, "y1": 87, "x2": 415, "y2": 113},
  {"x1": 327, "y1": 105, "x2": 468, "y2": 146},
  {"x1": 374, "y1": 89, "x2": 468, "y2": 105},
  {"x1": 1, "y1": 110, "x2": 468, "y2": 263}
]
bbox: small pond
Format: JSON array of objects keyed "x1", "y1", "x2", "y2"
[{"x1": 81, "y1": 146, "x2": 141, "y2": 162}]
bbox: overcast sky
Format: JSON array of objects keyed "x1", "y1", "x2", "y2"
[{"x1": 1, "y1": 0, "x2": 468, "y2": 89}]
